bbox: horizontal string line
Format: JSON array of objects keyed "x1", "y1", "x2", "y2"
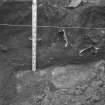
[
  {"x1": 0, "y1": 24, "x2": 32, "y2": 27},
  {"x1": 37, "y1": 25, "x2": 105, "y2": 29},
  {"x1": 0, "y1": 24, "x2": 105, "y2": 30}
]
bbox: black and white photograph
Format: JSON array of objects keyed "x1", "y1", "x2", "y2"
[{"x1": 1, "y1": 0, "x2": 105, "y2": 105}]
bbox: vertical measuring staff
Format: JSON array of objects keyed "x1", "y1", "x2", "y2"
[{"x1": 32, "y1": 0, "x2": 37, "y2": 72}]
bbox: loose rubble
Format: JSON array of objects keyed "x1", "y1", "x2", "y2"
[{"x1": 10, "y1": 60, "x2": 105, "y2": 105}]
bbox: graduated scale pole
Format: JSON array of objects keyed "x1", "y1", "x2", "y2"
[{"x1": 32, "y1": 0, "x2": 37, "y2": 72}]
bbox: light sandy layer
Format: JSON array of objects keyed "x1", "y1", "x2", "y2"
[{"x1": 12, "y1": 60, "x2": 105, "y2": 105}]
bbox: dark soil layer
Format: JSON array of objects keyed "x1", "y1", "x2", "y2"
[
  {"x1": 0, "y1": 2, "x2": 32, "y2": 105},
  {"x1": 37, "y1": 0, "x2": 105, "y2": 68}
]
